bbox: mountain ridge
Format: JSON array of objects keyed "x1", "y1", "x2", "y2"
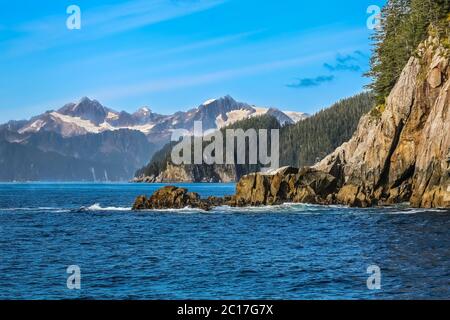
[
  {"x1": 11, "y1": 95, "x2": 308, "y2": 144},
  {"x1": 0, "y1": 95, "x2": 307, "y2": 181}
]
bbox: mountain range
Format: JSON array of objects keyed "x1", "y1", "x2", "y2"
[
  {"x1": 0, "y1": 95, "x2": 307, "y2": 181},
  {"x1": 14, "y1": 95, "x2": 306, "y2": 141}
]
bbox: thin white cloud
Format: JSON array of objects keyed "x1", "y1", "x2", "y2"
[
  {"x1": 3, "y1": 0, "x2": 227, "y2": 56},
  {"x1": 90, "y1": 50, "x2": 337, "y2": 100},
  {"x1": 61, "y1": 27, "x2": 367, "y2": 83},
  {"x1": 62, "y1": 29, "x2": 263, "y2": 68},
  {"x1": 83, "y1": 0, "x2": 226, "y2": 37},
  {"x1": 154, "y1": 29, "x2": 264, "y2": 56}
]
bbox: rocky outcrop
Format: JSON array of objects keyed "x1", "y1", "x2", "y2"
[
  {"x1": 232, "y1": 167, "x2": 337, "y2": 206},
  {"x1": 134, "y1": 164, "x2": 238, "y2": 183},
  {"x1": 315, "y1": 35, "x2": 450, "y2": 208},
  {"x1": 151, "y1": 164, "x2": 195, "y2": 183},
  {"x1": 133, "y1": 167, "x2": 338, "y2": 210},
  {"x1": 132, "y1": 186, "x2": 230, "y2": 211}
]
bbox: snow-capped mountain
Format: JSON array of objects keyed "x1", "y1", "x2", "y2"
[
  {"x1": 17, "y1": 97, "x2": 164, "y2": 137},
  {"x1": 0, "y1": 95, "x2": 307, "y2": 181},
  {"x1": 196, "y1": 95, "x2": 308, "y2": 128},
  {"x1": 15, "y1": 96, "x2": 307, "y2": 142}
]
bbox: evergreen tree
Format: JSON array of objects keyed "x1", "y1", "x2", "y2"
[{"x1": 366, "y1": 0, "x2": 450, "y2": 104}]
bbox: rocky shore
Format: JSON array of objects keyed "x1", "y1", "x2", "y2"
[{"x1": 132, "y1": 167, "x2": 339, "y2": 211}]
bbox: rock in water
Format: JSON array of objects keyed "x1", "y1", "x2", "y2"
[
  {"x1": 132, "y1": 167, "x2": 338, "y2": 210},
  {"x1": 132, "y1": 186, "x2": 218, "y2": 211},
  {"x1": 233, "y1": 167, "x2": 337, "y2": 206}
]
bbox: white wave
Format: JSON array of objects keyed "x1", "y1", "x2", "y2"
[
  {"x1": 213, "y1": 202, "x2": 330, "y2": 214},
  {"x1": 388, "y1": 208, "x2": 449, "y2": 215},
  {"x1": 210, "y1": 203, "x2": 450, "y2": 215},
  {"x1": 137, "y1": 206, "x2": 207, "y2": 213},
  {"x1": 83, "y1": 203, "x2": 131, "y2": 211},
  {"x1": 2, "y1": 203, "x2": 447, "y2": 215}
]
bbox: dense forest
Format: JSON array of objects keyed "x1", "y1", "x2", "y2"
[
  {"x1": 280, "y1": 92, "x2": 374, "y2": 167},
  {"x1": 366, "y1": 0, "x2": 450, "y2": 104},
  {"x1": 136, "y1": 92, "x2": 374, "y2": 179}
]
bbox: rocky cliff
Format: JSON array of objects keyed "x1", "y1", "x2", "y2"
[
  {"x1": 315, "y1": 35, "x2": 450, "y2": 208},
  {"x1": 133, "y1": 35, "x2": 450, "y2": 210}
]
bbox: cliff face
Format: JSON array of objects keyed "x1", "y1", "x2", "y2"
[{"x1": 316, "y1": 36, "x2": 450, "y2": 208}]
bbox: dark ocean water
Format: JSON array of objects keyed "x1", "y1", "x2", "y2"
[{"x1": 0, "y1": 183, "x2": 448, "y2": 300}]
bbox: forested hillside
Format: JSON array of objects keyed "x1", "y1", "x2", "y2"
[
  {"x1": 366, "y1": 0, "x2": 450, "y2": 104},
  {"x1": 280, "y1": 92, "x2": 374, "y2": 167}
]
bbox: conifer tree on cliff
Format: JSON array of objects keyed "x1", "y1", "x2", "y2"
[{"x1": 366, "y1": 0, "x2": 450, "y2": 105}]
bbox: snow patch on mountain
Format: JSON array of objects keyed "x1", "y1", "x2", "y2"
[
  {"x1": 216, "y1": 109, "x2": 255, "y2": 128},
  {"x1": 202, "y1": 98, "x2": 218, "y2": 106},
  {"x1": 51, "y1": 112, "x2": 108, "y2": 134},
  {"x1": 124, "y1": 123, "x2": 156, "y2": 134},
  {"x1": 284, "y1": 111, "x2": 308, "y2": 123},
  {"x1": 18, "y1": 119, "x2": 46, "y2": 134},
  {"x1": 51, "y1": 112, "x2": 156, "y2": 135},
  {"x1": 106, "y1": 112, "x2": 119, "y2": 120}
]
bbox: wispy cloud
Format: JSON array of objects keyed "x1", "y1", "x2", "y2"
[
  {"x1": 155, "y1": 29, "x2": 264, "y2": 56},
  {"x1": 82, "y1": 0, "x2": 226, "y2": 38},
  {"x1": 61, "y1": 29, "x2": 261, "y2": 70},
  {"x1": 3, "y1": 0, "x2": 227, "y2": 56},
  {"x1": 323, "y1": 51, "x2": 367, "y2": 72},
  {"x1": 287, "y1": 50, "x2": 368, "y2": 89},
  {"x1": 324, "y1": 63, "x2": 361, "y2": 72},
  {"x1": 90, "y1": 50, "x2": 335, "y2": 100},
  {"x1": 286, "y1": 75, "x2": 335, "y2": 88}
]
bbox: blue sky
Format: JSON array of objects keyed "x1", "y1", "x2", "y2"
[{"x1": 0, "y1": 0, "x2": 385, "y2": 122}]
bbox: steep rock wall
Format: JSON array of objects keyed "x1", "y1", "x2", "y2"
[{"x1": 316, "y1": 36, "x2": 450, "y2": 208}]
